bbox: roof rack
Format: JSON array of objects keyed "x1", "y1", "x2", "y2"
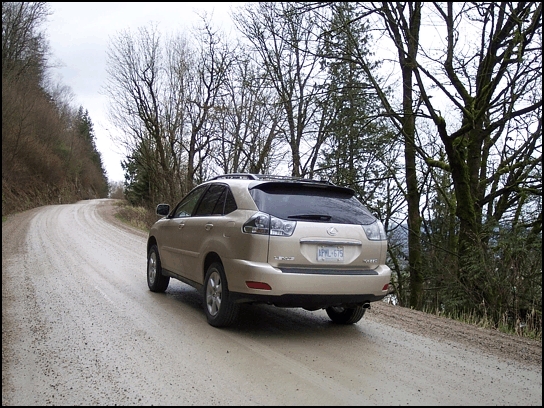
[
  {"x1": 209, "y1": 173, "x2": 259, "y2": 180},
  {"x1": 209, "y1": 173, "x2": 336, "y2": 185}
]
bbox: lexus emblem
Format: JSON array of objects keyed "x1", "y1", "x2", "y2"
[{"x1": 327, "y1": 227, "x2": 338, "y2": 236}]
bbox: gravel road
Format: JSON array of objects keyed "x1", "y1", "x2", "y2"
[{"x1": 2, "y1": 199, "x2": 542, "y2": 405}]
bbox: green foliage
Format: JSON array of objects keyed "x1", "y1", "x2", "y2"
[
  {"x1": 121, "y1": 148, "x2": 153, "y2": 207},
  {"x1": 419, "y1": 209, "x2": 542, "y2": 336},
  {"x1": 317, "y1": 2, "x2": 394, "y2": 199}
]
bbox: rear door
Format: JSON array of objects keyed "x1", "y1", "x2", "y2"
[
  {"x1": 159, "y1": 185, "x2": 208, "y2": 275},
  {"x1": 250, "y1": 183, "x2": 382, "y2": 271},
  {"x1": 178, "y1": 183, "x2": 232, "y2": 283}
]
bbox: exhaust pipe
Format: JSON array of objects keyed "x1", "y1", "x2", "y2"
[{"x1": 362, "y1": 302, "x2": 371, "y2": 309}]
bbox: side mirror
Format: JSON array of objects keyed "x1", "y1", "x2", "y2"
[{"x1": 156, "y1": 204, "x2": 170, "y2": 217}]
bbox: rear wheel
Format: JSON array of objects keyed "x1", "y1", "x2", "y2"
[
  {"x1": 147, "y1": 245, "x2": 170, "y2": 292},
  {"x1": 204, "y1": 262, "x2": 239, "y2": 328},
  {"x1": 326, "y1": 305, "x2": 366, "y2": 324}
]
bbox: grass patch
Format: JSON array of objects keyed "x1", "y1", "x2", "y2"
[
  {"x1": 425, "y1": 305, "x2": 542, "y2": 340},
  {"x1": 113, "y1": 200, "x2": 157, "y2": 232}
]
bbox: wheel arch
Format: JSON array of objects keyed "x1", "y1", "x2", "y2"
[
  {"x1": 203, "y1": 252, "x2": 223, "y2": 281},
  {"x1": 147, "y1": 236, "x2": 158, "y2": 254}
]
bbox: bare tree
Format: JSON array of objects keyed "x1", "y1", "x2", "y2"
[
  {"x1": 2, "y1": 2, "x2": 50, "y2": 82},
  {"x1": 2, "y1": 2, "x2": 51, "y2": 175},
  {"x1": 336, "y1": 2, "x2": 543, "y2": 318},
  {"x1": 104, "y1": 24, "x2": 181, "y2": 205},
  {"x1": 311, "y1": 2, "x2": 425, "y2": 308},
  {"x1": 413, "y1": 2, "x2": 542, "y2": 319},
  {"x1": 376, "y1": 1, "x2": 425, "y2": 310},
  {"x1": 211, "y1": 43, "x2": 284, "y2": 175},
  {"x1": 181, "y1": 17, "x2": 233, "y2": 189},
  {"x1": 305, "y1": 2, "x2": 542, "y2": 320},
  {"x1": 233, "y1": 2, "x2": 327, "y2": 177}
]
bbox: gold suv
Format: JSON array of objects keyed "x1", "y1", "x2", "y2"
[{"x1": 147, "y1": 174, "x2": 391, "y2": 327}]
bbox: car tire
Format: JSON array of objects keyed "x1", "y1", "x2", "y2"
[
  {"x1": 147, "y1": 245, "x2": 170, "y2": 292},
  {"x1": 203, "y1": 262, "x2": 240, "y2": 328},
  {"x1": 325, "y1": 305, "x2": 366, "y2": 324}
]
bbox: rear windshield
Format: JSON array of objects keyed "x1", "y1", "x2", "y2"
[{"x1": 249, "y1": 182, "x2": 376, "y2": 225}]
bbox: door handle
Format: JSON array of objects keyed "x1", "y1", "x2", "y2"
[
  {"x1": 205, "y1": 223, "x2": 213, "y2": 231},
  {"x1": 178, "y1": 222, "x2": 185, "y2": 229}
]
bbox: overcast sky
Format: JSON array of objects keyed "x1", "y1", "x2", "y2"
[{"x1": 46, "y1": 2, "x2": 245, "y2": 183}]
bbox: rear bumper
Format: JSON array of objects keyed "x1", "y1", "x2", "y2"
[
  {"x1": 229, "y1": 291, "x2": 386, "y2": 309},
  {"x1": 223, "y1": 259, "x2": 391, "y2": 308}
]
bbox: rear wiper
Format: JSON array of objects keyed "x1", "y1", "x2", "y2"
[{"x1": 288, "y1": 214, "x2": 332, "y2": 221}]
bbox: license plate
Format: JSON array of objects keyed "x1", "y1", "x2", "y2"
[{"x1": 317, "y1": 245, "x2": 344, "y2": 262}]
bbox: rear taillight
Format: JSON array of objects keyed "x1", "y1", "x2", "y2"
[
  {"x1": 362, "y1": 220, "x2": 387, "y2": 241},
  {"x1": 243, "y1": 211, "x2": 296, "y2": 236}
]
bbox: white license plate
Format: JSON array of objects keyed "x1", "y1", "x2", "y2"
[{"x1": 317, "y1": 245, "x2": 344, "y2": 262}]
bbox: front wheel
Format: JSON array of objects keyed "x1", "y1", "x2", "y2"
[
  {"x1": 326, "y1": 305, "x2": 366, "y2": 324},
  {"x1": 147, "y1": 244, "x2": 170, "y2": 292},
  {"x1": 203, "y1": 262, "x2": 239, "y2": 328}
]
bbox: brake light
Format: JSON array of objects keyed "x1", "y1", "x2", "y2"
[
  {"x1": 242, "y1": 211, "x2": 296, "y2": 236},
  {"x1": 246, "y1": 281, "x2": 272, "y2": 290}
]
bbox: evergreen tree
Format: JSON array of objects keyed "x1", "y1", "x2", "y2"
[
  {"x1": 73, "y1": 107, "x2": 109, "y2": 198},
  {"x1": 318, "y1": 3, "x2": 393, "y2": 203}
]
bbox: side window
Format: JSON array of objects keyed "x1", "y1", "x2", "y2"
[
  {"x1": 211, "y1": 189, "x2": 227, "y2": 215},
  {"x1": 224, "y1": 188, "x2": 237, "y2": 214},
  {"x1": 194, "y1": 184, "x2": 226, "y2": 216},
  {"x1": 172, "y1": 185, "x2": 208, "y2": 218}
]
